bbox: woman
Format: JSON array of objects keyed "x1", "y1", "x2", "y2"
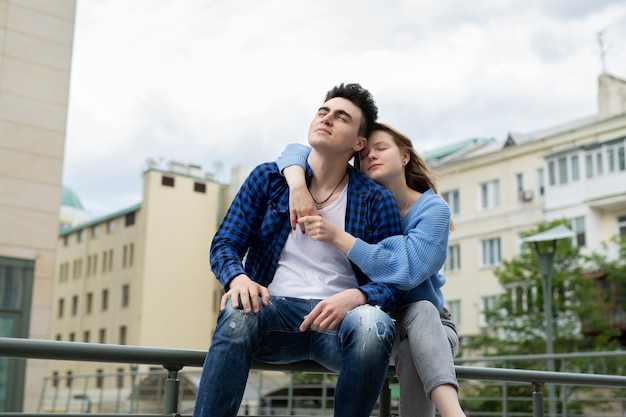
[{"x1": 276, "y1": 122, "x2": 465, "y2": 417}]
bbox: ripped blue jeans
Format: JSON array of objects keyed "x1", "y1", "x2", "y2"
[{"x1": 193, "y1": 296, "x2": 395, "y2": 417}]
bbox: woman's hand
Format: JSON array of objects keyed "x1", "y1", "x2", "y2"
[
  {"x1": 298, "y1": 215, "x2": 339, "y2": 242},
  {"x1": 283, "y1": 166, "x2": 318, "y2": 232},
  {"x1": 298, "y1": 215, "x2": 357, "y2": 254}
]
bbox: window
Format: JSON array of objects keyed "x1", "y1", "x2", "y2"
[
  {"x1": 571, "y1": 155, "x2": 580, "y2": 181},
  {"x1": 548, "y1": 160, "x2": 556, "y2": 186},
  {"x1": 96, "y1": 369, "x2": 104, "y2": 389},
  {"x1": 108, "y1": 249, "x2": 113, "y2": 271},
  {"x1": 479, "y1": 296, "x2": 497, "y2": 327},
  {"x1": 558, "y1": 157, "x2": 568, "y2": 184},
  {"x1": 71, "y1": 295, "x2": 78, "y2": 316},
  {"x1": 102, "y1": 289, "x2": 109, "y2": 311},
  {"x1": 618, "y1": 215, "x2": 626, "y2": 238},
  {"x1": 86, "y1": 256, "x2": 91, "y2": 277},
  {"x1": 102, "y1": 251, "x2": 108, "y2": 273},
  {"x1": 537, "y1": 168, "x2": 545, "y2": 196},
  {"x1": 92, "y1": 225, "x2": 99, "y2": 238},
  {"x1": 481, "y1": 238, "x2": 501, "y2": 266},
  {"x1": 119, "y1": 325, "x2": 127, "y2": 345},
  {"x1": 99, "y1": 328, "x2": 106, "y2": 344},
  {"x1": 92, "y1": 254, "x2": 98, "y2": 276},
  {"x1": 585, "y1": 153, "x2": 593, "y2": 179},
  {"x1": 445, "y1": 244, "x2": 460, "y2": 272},
  {"x1": 194, "y1": 182, "x2": 207, "y2": 193},
  {"x1": 607, "y1": 142, "x2": 626, "y2": 173},
  {"x1": 86, "y1": 292, "x2": 93, "y2": 314},
  {"x1": 69, "y1": 332, "x2": 75, "y2": 342},
  {"x1": 447, "y1": 300, "x2": 461, "y2": 326},
  {"x1": 125, "y1": 212, "x2": 136, "y2": 227},
  {"x1": 57, "y1": 298, "x2": 64, "y2": 318},
  {"x1": 479, "y1": 180, "x2": 500, "y2": 210},
  {"x1": 52, "y1": 371, "x2": 59, "y2": 387},
  {"x1": 73, "y1": 258, "x2": 82, "y2": 279},
  {"x1": 162, "y1": 175, "x2": 175, "y2": 187},
  {"x1": 63, "y1": 235, "x2": 70, "y2": 247},
  {"x1": 77, "y1": 230, "x2": 84, "y2": 243},
  {"x1": 442, "y1": 190, "x2": 459, "y2": 215},
  {"x1": 123, "y1": 244, "x2": 134, "y2": 268},
  {"x1": 107, "y1": 220, "x2": 115, "y2": 233},
  {"x1": 571, "y1": 216, "x2": 586, "y2": 247},
  {"x1": 122, "y1": 284, "x2": 130, "y2": 308},
  {"x1": 83, "y1": 330, "x2": 90, "y2": 343},
  {"x1": 596, "y1": 151, "x2": 604, "y2": 175},
  {"x1": 117, "y1": 368, "x2": 125, "y2": 388},
  {"x1": 66, "y1": 371, "x2": 73, "y2": 387},
  {"x1": 509, "y1": 284, "x2": 534, "y2": 314}
]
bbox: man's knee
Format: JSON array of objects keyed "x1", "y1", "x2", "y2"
[{"x1": 217, "y1": 303, "x2": 259, "y2": 339}]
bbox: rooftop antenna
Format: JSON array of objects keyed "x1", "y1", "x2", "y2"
[{"x1": 596, "y1": 29, "x2": 608, "y2": 74}]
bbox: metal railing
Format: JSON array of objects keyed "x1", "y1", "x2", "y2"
[{"x1": 1, "y1": 337, "x2": 626, "y2": 417}]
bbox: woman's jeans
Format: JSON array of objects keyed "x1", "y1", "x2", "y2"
[
  {"x1": 192, "y1": 295, "x2": 395, "y2": 417},
  {"x1": 393, "y1": 300, "x2": 460, "y2": 417}
]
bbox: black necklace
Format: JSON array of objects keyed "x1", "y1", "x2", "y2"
[{"x1": 308, "y1": 171, "x2": 348, "y2": 210}]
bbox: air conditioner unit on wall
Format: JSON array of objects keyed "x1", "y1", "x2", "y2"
[{"x1": 521, "y1": 190, "x2": 534, "y2": 202}]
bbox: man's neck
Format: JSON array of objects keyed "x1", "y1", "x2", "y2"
[{"x1": 307, "y1": 149, "x2": 350, "y2": 187}]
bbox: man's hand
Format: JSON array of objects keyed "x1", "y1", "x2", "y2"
[
  {"x1": 221, "y1": 274, "x2": 270, "y2": 313},
  {"x1": 299, "y1": 289, "x2": 367, "y2": 332}
]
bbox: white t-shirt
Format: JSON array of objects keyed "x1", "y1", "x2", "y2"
[{"x1": 268, "y1": 185, "x2": 357, "y2": 299}]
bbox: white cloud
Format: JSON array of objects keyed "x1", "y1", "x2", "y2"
[{"x1": 63, "y1": 0, "x2": 626, "y2": 217}]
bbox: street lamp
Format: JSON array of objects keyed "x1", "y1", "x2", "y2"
[{"x1": 523, "y1": 224, "x2": 575, "y2": 417}]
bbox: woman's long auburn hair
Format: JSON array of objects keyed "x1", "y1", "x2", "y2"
[{"x1": 355, "y1": 122, "x2": 454, "y2": 231}]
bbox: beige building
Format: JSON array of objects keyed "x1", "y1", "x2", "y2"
[
  {"x1": 49, "y1": 163, "x2": 249, "y2": 383},
  {"x1": 0, "y1": 0, "x2": 76, "y2": 411},
  {"x1": 435, "y1": 73, "x2": 626, "y2": 342}
]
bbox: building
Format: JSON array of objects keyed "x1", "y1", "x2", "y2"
[
  {"x1": 434, "y1": 73, "x2": 626, "y2": 343},
  {"x1": 0, "y1": 0, "x2": 76, "y2": 411},
  {"x1": 49, "y1": 163, "x2": 248, "y2": 384},
  {"x1": 59, "y1": 186, "x2": 91, "y2": 233}
]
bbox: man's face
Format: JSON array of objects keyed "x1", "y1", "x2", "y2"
[{"x1": 307, "y1": 97, "x2": 366, "y2": 154}]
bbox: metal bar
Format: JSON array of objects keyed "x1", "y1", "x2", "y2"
[
  {"x1": 4, "y1": 335, "x2": 626, "y2": 417},
  {"x1": 163, "y1": 365, "x2": 183, "y2": 414},
  {"x1": 533, "y1": 382, "x2": 544, "y2": 417},
  {"x1": 379, "y1": 377, "x2": 391, "y2": 417}
]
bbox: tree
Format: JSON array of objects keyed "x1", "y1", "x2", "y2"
[{"x1": 463, "y1": 221, "x2": 626, "y2": 414}]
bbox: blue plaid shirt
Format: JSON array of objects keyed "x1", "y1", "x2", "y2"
[{"x1": 210, "y1": 161, "x2": 406, "y2": 312}]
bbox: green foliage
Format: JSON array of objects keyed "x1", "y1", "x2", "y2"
[{"x1": 463, "y1": 221, "x2": 626, "y2": 414}]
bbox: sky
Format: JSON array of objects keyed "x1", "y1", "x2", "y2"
[{"x1": 62, "y1": 0, "x2": 626, "y2": 218}]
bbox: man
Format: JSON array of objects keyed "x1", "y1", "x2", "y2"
[{"x1": 193, "y1": 83, "x2": 404, "y2": 417}]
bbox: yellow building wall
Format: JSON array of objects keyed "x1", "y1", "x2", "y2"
[{"x1": 138, "y1": 169, "x2": 224, "y2": 350}]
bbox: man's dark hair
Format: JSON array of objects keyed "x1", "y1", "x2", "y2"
[{"x1": 325, "y1": 83, "x2": 378, "y2": 138}]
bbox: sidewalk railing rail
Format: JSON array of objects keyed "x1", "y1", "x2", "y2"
[{"x1": 1, "y1": 337, "x2": 626, "y2": 417}]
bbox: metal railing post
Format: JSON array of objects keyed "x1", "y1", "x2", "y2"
[
  {"x1": 163, "y1": 364, "x2": 183, "y2": 414},
  {"x1": 533, "y1": 382, "x2": 544, "y2": 417},
  {"x1": 379, "y1": 376, "x2": 391, "y2": 417}
]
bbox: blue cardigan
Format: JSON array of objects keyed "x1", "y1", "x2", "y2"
[{"x1": 276, "y1": 143, "x2": 450, "y2": 310}]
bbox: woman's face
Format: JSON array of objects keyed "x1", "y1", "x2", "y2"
[{"x1": 358, "y1": 130, "x2": 407, "y2": 187}]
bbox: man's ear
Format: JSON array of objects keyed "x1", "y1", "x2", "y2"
[{"x1": 354, "y1": 137, "x2": 367, "y2": 152}]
